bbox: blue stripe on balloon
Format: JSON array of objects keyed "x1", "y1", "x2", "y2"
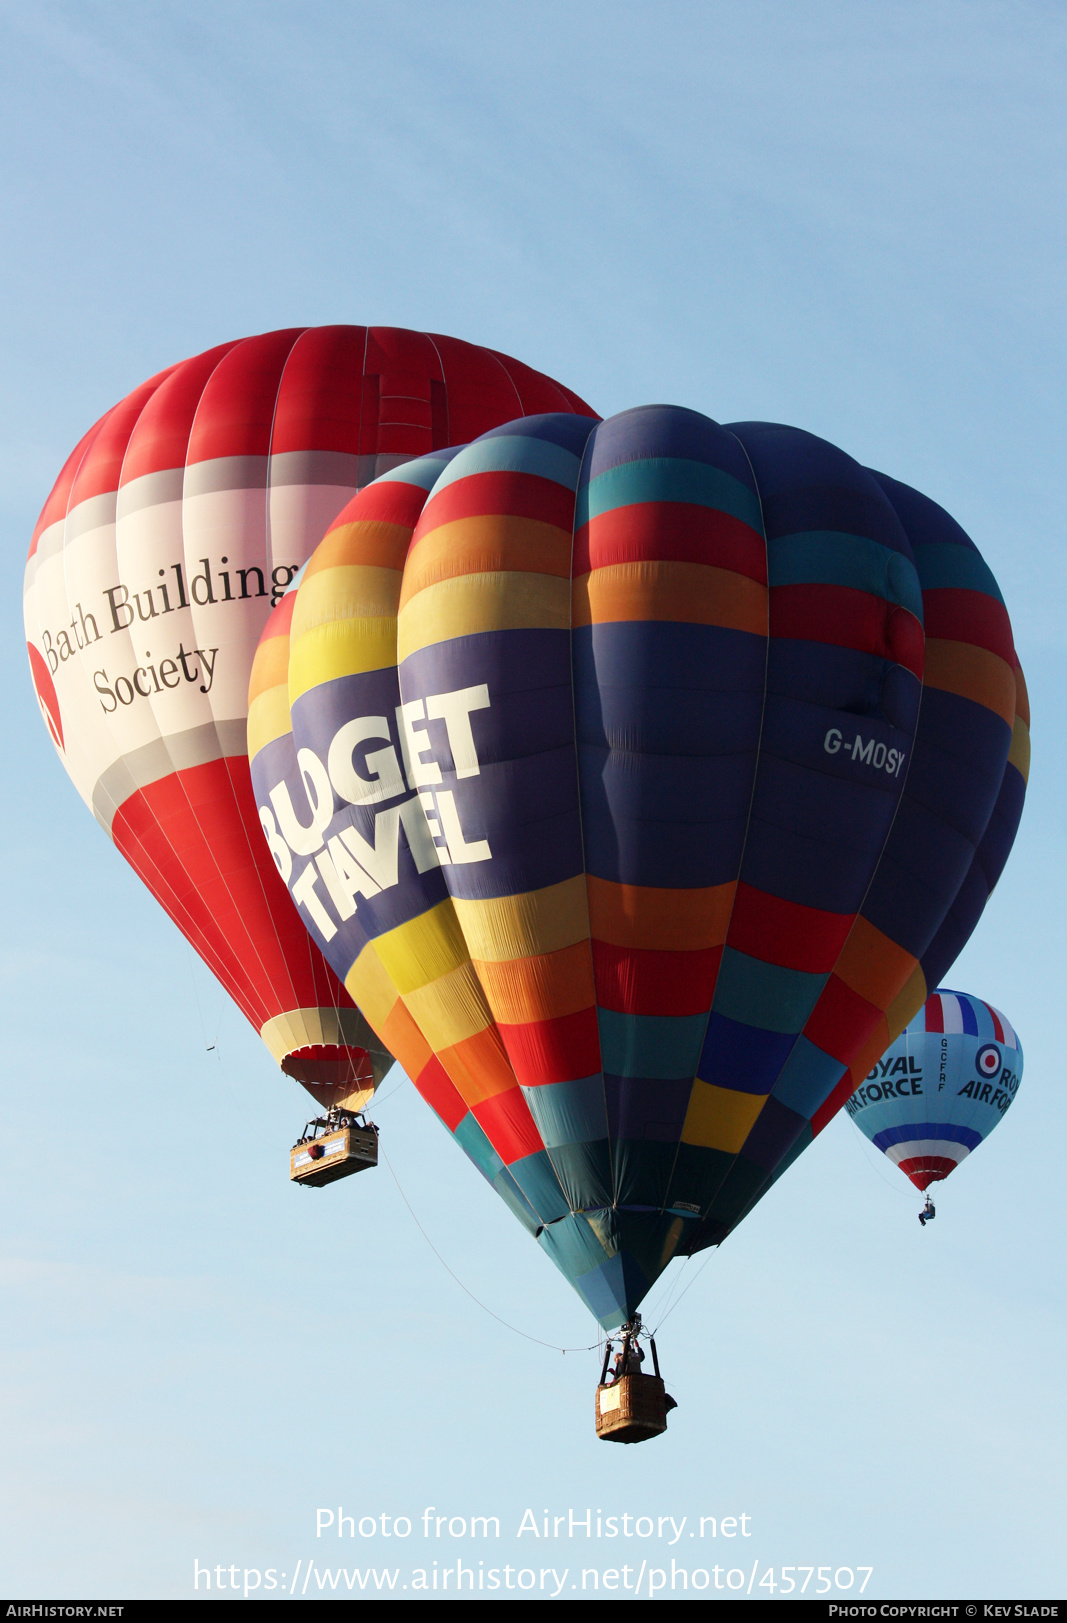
[
  {"x1": 521, "y1": 1075, "x2": 608, "y2": 1149},
  {"x1": 909, "y1": 539, "x2": 1006, "y2": 602},
  {"x1": 597, "y1": 1010, "x2": 708, "y2": 1080},
  {"x1": 696, "y1": 1012, "x2": 796, "y2": 1094},
  {"x1": 739, "y1": 1096, "x2": 808, "y2": 1172},
  {"x1": 769, "y1": 531, "x2": 924, "y2": 617},
  {"x1": 872, "y1": 1122, "x2": 983, "y2": 1152},
  {"x1": 427, "y1": 429, "x2": 586, "y2": 495},
  {"x1": 371, "y1": 447, "x2": 467, "y2": 490},
  {"x1": 770, "y1": 1035, "x2": 847, "y2": 1118},
  {"x1": 728, "y1": 422, "x2": 915, "y2": 556},
  {"x1": 713, "y1": 949, "x2": 828, "y2": 1034},
  {"x1": 572, "y1": 622, "x2": 765, "y2": 757},
  {"x1": 740, "y1": 750, "x2": 901, "y2": 914},
  {"x1": 576, "y1": 458, "x2": 763, "y2": 533},
  {"x1": 581, "y1": 403, "x2": 761, "y2": 488}
]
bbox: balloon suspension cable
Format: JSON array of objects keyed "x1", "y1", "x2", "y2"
[
  {"x1": 380, "y1": 1145, "x2": 600, "y2": 1354},
  {"x1": 846, "y1": 1114, "x2": 920, "y2": 1198}
]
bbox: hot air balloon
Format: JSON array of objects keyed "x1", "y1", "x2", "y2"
[
  {"x1": 249, "y1": 404, "x2": 1027, "y2": 1419},
  {"x1": 846, "y1": 988, "x2": 1022, "y2": 1222},
  {"x1": 24, "y1": 327, "x2": 595, "y2": 1126}
]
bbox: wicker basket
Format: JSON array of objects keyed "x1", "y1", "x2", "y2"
[
  {"x1": 290, "y1": 1125, "x2": 378, "y2": 1187},
  {"x1": 595, "y1": 1374, "x2": 669, "y2": 1443}
]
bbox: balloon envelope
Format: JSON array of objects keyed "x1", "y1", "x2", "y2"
[
  {"x1": 252, "y1": 404, "x2": 1028, "y2": 1326},
  {"x1": 846, "y1": 989, "x2": 1023, "y2": 1189},
  {"x1": 25, "y1": 328, "x2": 595, "y2": 1108}
]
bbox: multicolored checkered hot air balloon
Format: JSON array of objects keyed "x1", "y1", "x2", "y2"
[
  {"x1": 847, "y1": 989, "x2": 1023, "y2": 1192},
  {"x1": 248, "y1": 404, "x2": 1028, "y2": 1329},
  {"x1": 24, "y1": 327, "x2": 594, "y2": 1113}
]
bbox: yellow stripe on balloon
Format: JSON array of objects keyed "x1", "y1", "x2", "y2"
[
  {"x1": 680, "y1": 1080, "x2": 765, "y2": 1153},
  {"x1": 397, "y1": 572, "x2": 569, "y2": 661},
  {"x1": 451, "y1": 876, "x2": 590, "y2": 962},
  {"x1": 290, "y1": 563, "x2": 400, "y2": 642},
  {"x1": 247, "y1": 685, "x2": 294, "y2": 760},
  {"x1": 370, "y1": 898, "x2": 472, "y2": 995},
  {"x1": 402, "y1": 960, "x2": 497, "y2": 1050},
  {"x1": 288, "y1": 618, "x2": 398, "y2": 703}
]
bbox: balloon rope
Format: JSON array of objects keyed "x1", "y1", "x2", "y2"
[
  {"x1": 844, "y1": 1114, "x2": 918, "y2": 1197},
  {"x1": 648, "y1": 1250, "x2": 715, "y2": 1336},
  {"x1": 379, "y1": 1145, "x2": 600, "y2": 1354}
]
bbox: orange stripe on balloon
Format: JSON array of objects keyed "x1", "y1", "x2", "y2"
[
  {"x1": 435, "y1": 1025, "x2": 526, "y2": 1108},
  {"x1": 399, "y1": 514, "x2": 572, "y2": 607},
  {"x1": 586, "y1": 876, "x2": 736, "y2": 951},
  {"x1": 922, "y1": 639, "x2": 1015, "y2": 726},
  {"x1": 572, "y1": 560, "x2": 767, "y2": 633},
  {"x1": 303, "y1": 518, "x2": 413, "y2": 576},
  {"x1": 472, "y1": 941, "x2": 597, "y2": 1026},
  {"x1": 831, "y1": 915, "x2": 919, "y2": 1012}
]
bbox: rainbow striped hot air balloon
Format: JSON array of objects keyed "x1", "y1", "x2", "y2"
[
  {"x1": 847, "y1": 989, "x2": 1022, "y2": 1191},
  {"x1": 249, "y1": 405, "x2": 1028, "y2": 1328},
  {"x1": 24, "y1": 327, "x2": 594, "y2": 1112}
]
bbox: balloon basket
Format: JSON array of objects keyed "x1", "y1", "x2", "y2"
[
  {"x1": 290, "y1": 1122, "x2": 378, "y2": 1187},
  {"x1": 595, "y1": 1374, "x2": 670, "y2": 1444}
]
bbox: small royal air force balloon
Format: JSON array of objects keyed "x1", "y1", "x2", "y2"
[{"x1": 847, "y1": 989, "x2": 1022, "y2": 1215}]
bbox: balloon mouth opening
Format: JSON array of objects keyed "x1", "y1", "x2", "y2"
[
  {"x1": 282, "y1": 1044, "x2": 375, "y2": 1090},
  {"x1": 902, "y1": 1160, "x2": 956, "y2": 1192}
]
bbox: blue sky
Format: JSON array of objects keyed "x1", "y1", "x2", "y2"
[{"x1": 1, "y1": 0, "x2": 1064, "y2": 1600}]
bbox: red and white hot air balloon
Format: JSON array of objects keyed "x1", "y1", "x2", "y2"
[{"x1": 24, "y1": 325, "x2": 595, "y2": 1111}]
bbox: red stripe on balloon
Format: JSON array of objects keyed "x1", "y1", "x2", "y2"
[
  {"x1": 269, "y1": 326, "x2": 369, "y2": 456},
  {"x1": 770, "y1": 584, "x2": 924, "y2": 678},
  {"x1": 412, "y1": 1054, "x2": 468, "y2": 1133},
  {"x1": 727, "y1": 882, "x2": 854, "y2": 973},
  {"x1": 574, "y1": 502, "x2": 767, "y2": 581},
  {"x1": 112, "y1": 756, "x2": 354, "y2": 1031},
  {"x1": 324, "y1": 476, "x2": 433, "y2": 536},
  {"x1": 803, "y1": 974, "x2": 883, "y2": 1065},
  {"x1": 497, "y1": 1007, "x2": 602, "y2": 1089},
  {"x1": 590, "y1": 940, "x2": 722, "y2": 1017},
  {"x1": 921, "y1": 588, "x2": 1015, "y2": 664},
  {"x1": 416, "y1": 469, "x2": 577, "y2": 539},
  {"x1": 67, "y1": 373, "x2": 176, "y2": 509},
  {"x1": 471, "y1": 1088, "x2": 545, "y2": 1165}
]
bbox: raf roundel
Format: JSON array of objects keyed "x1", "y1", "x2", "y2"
[{"x1": 975, "y1": 1042, "x2": 1002, "y2": 1078}]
